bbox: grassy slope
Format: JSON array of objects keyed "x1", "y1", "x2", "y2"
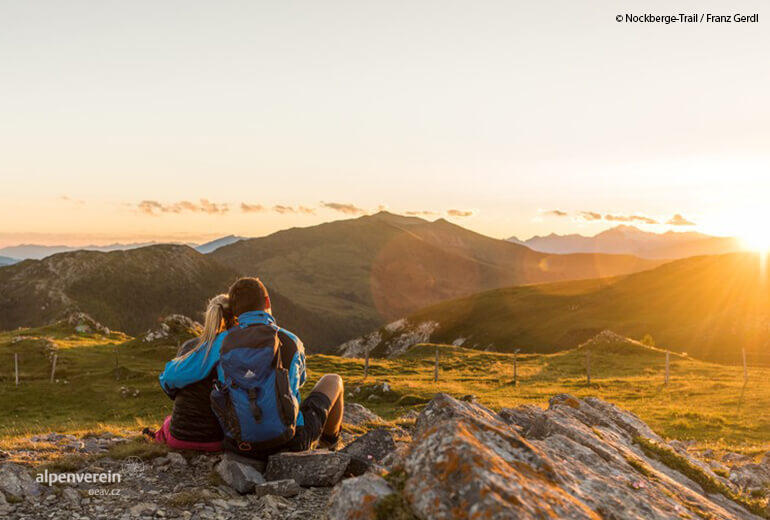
[
  {"x1": 1, "y1": 325, "x2": 767, "y2": 456},
  {"x1": 402, "y1": 252, "x2": 770, "y2": 364}
]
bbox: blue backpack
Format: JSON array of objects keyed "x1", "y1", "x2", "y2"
[{"x1": 210, "y1": 322, "x2": 298, "y2": 452}]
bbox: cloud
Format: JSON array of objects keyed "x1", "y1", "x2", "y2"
[
  {"x1": 198, "y1": 199, "x2": 229, "y2": 214},
  {"x1": 241, "y1": 203, "x2": 266, "y2": 213},
  {"x1": 604, "y1": 214, "x2": 659, "y2": 225},
  {"x1": 59, "y1": 195, "x2": 85, "y2": 205},
  {"x1": 137, "y1": 199, "x2": 229, "y2": 215},
  {"x1": 579, "y1": 211, "x2": 602, "y2": 221},
  {"x1": 137, "y1": 200, "x2": 165, "y2": 215},
  {"x1": 543, "y1": 209, "x2": 568, "y2": 217},
  {"x1": 405, "y1": 210, "x2": 440, "y2": 216},
  {"x1": 666, "y1": 214, "x2": 696, "y2": 226},
  {"x1": 320, "y1": 202, "x2": 366, "y2": 215},
  {"x1": 271, "y1": 205, "x2": 316, "y2": 215},
  {"x1": 447, "y1": 209, "x2": 475, "y2": 217}
]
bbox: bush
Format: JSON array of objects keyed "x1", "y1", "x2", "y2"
[{"x1": 641, "y1": 334, "x2": 656, "y2": 347}]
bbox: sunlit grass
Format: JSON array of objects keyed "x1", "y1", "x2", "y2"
[{"x1": 1, "y1": 324, "x2": 768, "y2": 455}]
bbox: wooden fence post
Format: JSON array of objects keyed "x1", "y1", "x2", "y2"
[
  {"x1": 513, "y1": 348, "x2": 521, "y2": 386},
  {"x1": 50, "y1": 354, "x2": 58, "y2": 383},
  {"x1": 742, "y1": 348, "x2": 748, "y2": 384},
  {"x1": 434, "y1": 345, "x2": 439, "y2": 383},
  {"x1": 738, "y1": 348, "x2": 749, "y2": 411},
  {"x1": 14, "y1": 353, "x2": 19, "y2": 386},
  {"x1": 665, "y1": 351, "x2": 670, "y2": 386},
  {"x1": 513, "y1": 352, "x2": 518, "y2": 386},
  {"x1": 114, "y1": 346, "x2": 120, "y2": 380},
  {"x1": 585, "y1": 350, "x2": 591, "y2": 385},
  {"x1": 364, "y1": 345, "x2": 370, "y2": 380}
]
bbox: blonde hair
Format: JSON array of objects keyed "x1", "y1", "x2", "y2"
[{"x1": 174, "y1": 294, "x2": 231, "y2": 364}]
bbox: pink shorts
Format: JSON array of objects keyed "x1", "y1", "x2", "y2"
[{"x1": 154, "y1": 416, "x2": 223, "y2": 452}]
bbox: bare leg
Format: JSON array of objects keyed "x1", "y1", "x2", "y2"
[{"x1": 311, "y1": 374, "x2": 344, "y2": 438}]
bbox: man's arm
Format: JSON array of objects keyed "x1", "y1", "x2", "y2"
[
  {"x1": 278, "y1": 328, "x2": 307, "y2": 397},
  {"x1": 159, "y1": 333, "x2": 224, "y2": 396}
]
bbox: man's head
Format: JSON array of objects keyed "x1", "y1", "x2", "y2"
[{"x1": 228, "y1": 277, "x2": 271, "y2": 317}]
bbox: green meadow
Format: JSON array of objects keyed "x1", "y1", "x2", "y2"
[{"x1": 2, "y1": 324, "x2": 768, "y2": 458}]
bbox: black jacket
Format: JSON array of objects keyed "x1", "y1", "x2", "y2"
[{"x1": 168, "y1": 338, "x2": 223, "y2": 442}]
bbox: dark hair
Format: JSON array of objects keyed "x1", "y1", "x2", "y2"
[
  {"x1": 219, "y1": 302, "x2": 236, "y2": 329},
  {"x1": 228, "y1": 277, "x2": 269, "y2": 317}
]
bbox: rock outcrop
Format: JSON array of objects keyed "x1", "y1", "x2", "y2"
[
  {"x1": 329, "y1": 393, "x2": 766, "y2": 520},
  {"x1": 142, "y1": 314, "x2": 202, "y2": 343},
  {"x1": 64, "y1": 312, "x2": 111, "y2": 335}
]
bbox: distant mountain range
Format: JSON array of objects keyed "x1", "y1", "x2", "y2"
[
  {"x1": 0, "y1": 255, "x2": 19, "y2": 267},
  {"x1": 0, "y1": 236, "x2": 245, "y2": 260},
  {"x1": 338, "y1": 252, "x2": 770, "y2": 365},
  {"x1": 508, "y1": 225, "x2": 742, "y2": 259},
  {"x1": 0, "y1": 212, "x2": 661, "y2": 351},
  {"x1": 195, "y1": 235, "x2": 244, "y2": 254}
]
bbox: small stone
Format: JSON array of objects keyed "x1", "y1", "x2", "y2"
[
  {"x1": 61, "y1": 487, "x2": 81, "y2": 508},
  {"x1": 215, "y1": 458, "x2": 265, "y2": 494},
  {"x1": 252, "y1": 479, "x2": 301, "y2": 498},
  {"x1": 210, "y1": 498, "x2": 230, "y2": 510},
  {"x1": 254, "y1": 495, "x2": 291, "y2": 518},
  {"x1": 166, "y1": 452, "x2": 187, "y2": 467},
  {"x1": 128, "y1": 502, "x2": 157, "y2": 517},
  {"x1": 548, "y1": 394, "x2": 581, "y2": 409}
]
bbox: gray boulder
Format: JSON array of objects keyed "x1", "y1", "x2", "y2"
[
  {"x1": 342, "y1": 428, "x2": 396, "y2": 463},
  {"x1": 215, "y1": 457, "x2": 266, "y2": 494},
  {"x1": 326, "y1": 473, "x2": 394, "y2": 520},
  {"x1": 342, "y1": 403, "x2": 383, "y2": 426},
  {"x1": 265, "y1": 450, "x2": 351, "y2": 487},
  {"x1": 0, "y1": 463, "x2": 42, "y2": 499}
]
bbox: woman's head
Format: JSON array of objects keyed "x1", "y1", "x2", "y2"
[{"x1": 174, "y1": 294, "x2": 233, "y2": 362}]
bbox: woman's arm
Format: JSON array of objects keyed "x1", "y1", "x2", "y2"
[{"x1": 159, "y1": 333, "x2": 225, "y2": 396}]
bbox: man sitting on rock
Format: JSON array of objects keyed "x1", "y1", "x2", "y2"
[{"x1": 160, "y1": 277, "x2": 344, "y2": 459}]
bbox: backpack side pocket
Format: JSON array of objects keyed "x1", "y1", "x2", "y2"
[
  {"x1": 274, "y1": 366, "x2": 298, "y2": 428},
  {"x1": 211, "y1": 384, "x2": 242, "y2": 440}
]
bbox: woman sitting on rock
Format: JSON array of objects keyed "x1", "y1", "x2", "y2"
[{"x1": 144, "y1": 294, "x2": 233, "y2": 451}]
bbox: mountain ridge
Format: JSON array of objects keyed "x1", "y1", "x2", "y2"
[
  {"x1": 509, "y1": 225, "x2": 742, "y2": 259},
  {"x1": 0, "y1": 213, "x2": 663, "y2": 351}
]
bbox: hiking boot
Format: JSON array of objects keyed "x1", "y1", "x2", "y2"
[{"x1": 317, "y1": 431, "x2": 342, "y2": 451}]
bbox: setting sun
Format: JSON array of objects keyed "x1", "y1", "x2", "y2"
[{"x1": 738, "y1": 220, "x2": 770, "y2": 253}]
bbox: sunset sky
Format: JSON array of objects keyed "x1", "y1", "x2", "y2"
[{"x1": 1, "y1": 1, "x2": 769, "y2": 247}]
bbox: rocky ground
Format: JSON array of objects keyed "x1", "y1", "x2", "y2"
[{"x1": 1, "y1": 394, "x2": 769, "y2": 519}]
